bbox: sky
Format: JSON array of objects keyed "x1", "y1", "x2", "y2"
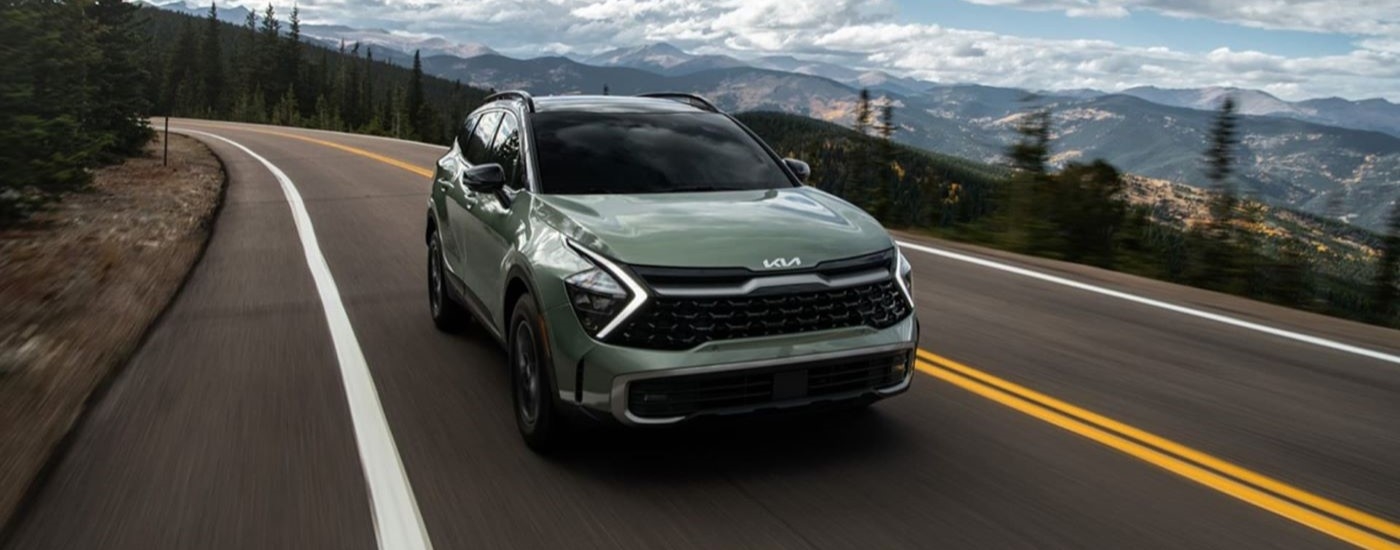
[{"x1": 209, "y1": 0, "x2": 1399, "y2": 101}]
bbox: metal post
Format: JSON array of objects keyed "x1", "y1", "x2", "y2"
[{"x1": 163, "y1": 116, "x2": 169, "y2": 167}]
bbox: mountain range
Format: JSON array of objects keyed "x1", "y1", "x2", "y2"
[
  {"x1": 1114, "y1": 86, "x2": 1400, "y2": 139},
  {"x1": 148, "y1": 2, "x2": 1400, "y2": 232}
]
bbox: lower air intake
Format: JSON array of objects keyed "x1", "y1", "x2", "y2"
[{"x1": 627, "y1": 350, "x2": 910, "y2": 419}]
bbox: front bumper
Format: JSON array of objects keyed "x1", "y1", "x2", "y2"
[
  {"x1": 611, "y1": 342, "x2": 915, "y2": 425},
  {"x1": 544, "y1": 301, "x2": 918, "y2": 425}
]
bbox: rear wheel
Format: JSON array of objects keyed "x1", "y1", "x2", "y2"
[
  {"x1": 428, "y1": 230, "x2": 466, "y2": 331},
  {"x1": 509, "y1": 295, "x2": 563, "y2": 452}
]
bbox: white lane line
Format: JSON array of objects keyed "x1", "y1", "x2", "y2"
[
  {"x1": 181, "y1": 129, "x2": 434, "y2": 550},
  {"x1": 897, "y1": 240, "x2": 1400, "y2": 367}
]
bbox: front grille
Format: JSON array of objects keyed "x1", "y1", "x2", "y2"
[
  {"x1": 613, "y1": 279, "x2": 911, "y2": 350},
  {"x1": 627, "y1": 351, "x2": 910, "y2": 419}
]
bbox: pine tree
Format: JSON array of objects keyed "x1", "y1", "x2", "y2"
[
  {"x1": 198, "y1": 2, "x2": 226, "y2": 115},
  {"x1": 871, "y1": 102, "x2": 897, "y2": 220},
  {"x1": 162, "y1": 22, "x2": 200, "y2": 116},
  {"x1": 1003, "y1": 108, "x2": 1057, "y2": 255},
  {"x1": 874, "y1": 104, "x2": 892, "y2": 139},
  {"x1": 853, "y1": 88, "x2": 873, "y2": 136},
  {"x1": 285, "y1": 5, "x2": 303, "y2": 109},
  {"x1": 248, "y1": 84, "x2": 268, "y2": 123},
  {"x1": 343, "y1": 42, "x2": 362, "y2": 128},
  {"x1": 272, "y1": 85, "x2": 299, "y2": 126},
  {"x1": 362, "y1": 47, "x2": 376, "y2": 130},
  {"x1": 407, "y1": 50, "x2": 427, "y2": 140},
  {"x1": 1053, "y1": 160, "x2": 1126, "y2": 267},
  {"x1": 222, "y1": 7, "x2": 256, "y2": 116},
  {"x1": 1200, "y1": 95, "x2": 1243, "y2": 290},
  {"x1": 1205, "y1": 95, "x2": 1239, "y2": 230},
  {"x1": 257, "y1": 3, "x2": 282, "y2": 106},
  {"x1": 447, "y1": 79, "x2": 466, "y2": 143},
  {"x1": 1373, "y1": 201, "x2": 1400, "y2": 325},
  {"x1": 85, "y1": 0, "x2": 152, "y2": 159},
  {"x1": 313, "y1": 94, "x2": 341, "y2": 131},
  {"x1": 1008, "y1": 109, "x2": 1051, "y2": 176},
  {"x1": 0, "y1": 0, "x2": 102, "y2": 221}
]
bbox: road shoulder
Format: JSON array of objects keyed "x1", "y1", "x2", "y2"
[{"x1": 0, "y1": 132, "x2": 226, "y2": 530}]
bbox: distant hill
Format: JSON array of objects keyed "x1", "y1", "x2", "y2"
[
  {"x1": 747, "y1": 56, "x2": 934, "y2": 96},
  {"x1": 421, "y1": 54, "x2": 669, "y2": 95},
  {"x1": 1120, "y1": 86, "x2": 1400, "y2": 138},
  {"x1": 300, "y1": 24, "x2": 497, "y2": 61},
  {"x1": 581, "y1": 43, "x2": 747, "y2": 76},
  {"x1": 420, "y1": 54, "x2": 860, "y2": 114},
  {"x1": 577, "y1": 46, "x2": 934, "y2": 95},
  {"x1": 151, "y1": 0, "x2": 251, "y2": 24}
]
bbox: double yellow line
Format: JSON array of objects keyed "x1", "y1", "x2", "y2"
[
  {"x1": 918, "y1": 350, "x2": 1400, "y2": 549},
  {"x1": 191, "y1": 122, "x2": 1400, "y2": 549}
]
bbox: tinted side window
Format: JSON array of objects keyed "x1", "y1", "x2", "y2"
[
  {"x1": 464, "y1": 111, "x2": 503, "y2": 165},
  {"x1": 456, "y1": 114, "x2": 479, "y2": 150},
  {"x1": 490, "y1": 113, "x2": 523, "y2": 190}
]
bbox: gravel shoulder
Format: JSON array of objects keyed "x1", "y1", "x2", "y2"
[{"x1": 0, "y1": 132, "x2": 225, "y2": 529}]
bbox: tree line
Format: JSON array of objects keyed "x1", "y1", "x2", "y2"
[
  {"x1": 149, "y1": 3, "x2": 488, "y2": 143},
  {"x1": 1, "y1": 0, "x2": 152, "y2": 224},
  {"x1": 0, "y1": 2, "x2": 491, "y2": 226}
]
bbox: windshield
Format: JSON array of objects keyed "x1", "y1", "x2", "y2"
[{"x1": 530, "y1": 112, "x2": 795, "y2": 194}]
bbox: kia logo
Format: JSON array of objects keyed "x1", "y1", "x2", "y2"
[{"x1": 762, "y1": 257, "x2": 802, "y2": 269}]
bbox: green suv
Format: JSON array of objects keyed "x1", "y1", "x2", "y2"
[{"x1": 425, "y1": 91, "x2": 918, "y2": 450}]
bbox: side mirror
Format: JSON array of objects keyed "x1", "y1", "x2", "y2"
[
  {"x1": 463, "y1": 163, "x2": 506, "y2": 193},
  {"x1": 783, "y1": 158, "x2": 811, "y2": 183}
]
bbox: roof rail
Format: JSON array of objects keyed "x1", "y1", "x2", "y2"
[
  {"x1": 485, "y1": 90, "x2": 536, "y2": 113},
  {"x1": 637, "y1": 92, "x2": 720, "y2": 113}
]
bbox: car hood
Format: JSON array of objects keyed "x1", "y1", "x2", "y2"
[{"x1": 533, "y1": 187, "x2": 894, "y2": 270}]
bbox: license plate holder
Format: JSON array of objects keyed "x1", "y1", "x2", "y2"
[{"x1": 772, "y1": 370, "x2": 808, "y2": 401}]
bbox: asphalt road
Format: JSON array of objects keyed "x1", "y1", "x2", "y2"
[{"x1": 4, "y1": 119, "x2": 1399, "y2": 549}]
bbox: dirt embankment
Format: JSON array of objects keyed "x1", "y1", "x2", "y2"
[{"x1": 0, "y1": 132, "x2": 225, "y2": 529}]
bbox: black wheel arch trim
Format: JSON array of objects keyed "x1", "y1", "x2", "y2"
[{"x1": 504, "y1": 264, "x2": 562, "y2": 401}]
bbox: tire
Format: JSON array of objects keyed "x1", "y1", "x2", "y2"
[
  {"x1": 509, "y1": 294, "x2": 563, "y2": 452},
  {"x1": 428, "y1": 230, "x2": 467, "y2": 332}
]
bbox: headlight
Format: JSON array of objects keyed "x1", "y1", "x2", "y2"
[
  {"x1": 565, "y1": 268, "x2": 625, "y2": 335},
  {"x1": 896, "y1": 249, "x2": 914, "y2": 305},
  {"x1": 565, "y1": 241, "x2": 648, "y2": 339}
]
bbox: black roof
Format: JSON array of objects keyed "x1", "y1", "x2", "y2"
[{"x1": 531, "y1": 95, "x2": 712, "y2": 114}]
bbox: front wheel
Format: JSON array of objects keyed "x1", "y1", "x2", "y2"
[
  {"x1": 509, "y1": 294, "x2": 563, "y2": 452},
  {"x1": 428, "y1": 231, "x2": 466, "y2": 331}
]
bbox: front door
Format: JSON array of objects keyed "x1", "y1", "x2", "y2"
[
  {"x1": 448, "y1": 110, "x2": 504, "y2": 311},
  {"x1": 460, "y1": 111, "x2": 526, "y2": 326}
]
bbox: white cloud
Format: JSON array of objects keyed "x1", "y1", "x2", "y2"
[
  {"x1": 961, "y1": 0, "x2": 1400, "y2": 37},
  {"x1": 240, "y1": 0, "x2": 1400, "y2": 101}
]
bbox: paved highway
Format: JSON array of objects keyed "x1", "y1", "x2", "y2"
[{"x1": 4, "y1": 119, "x2": 1399, "y2": 549}]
